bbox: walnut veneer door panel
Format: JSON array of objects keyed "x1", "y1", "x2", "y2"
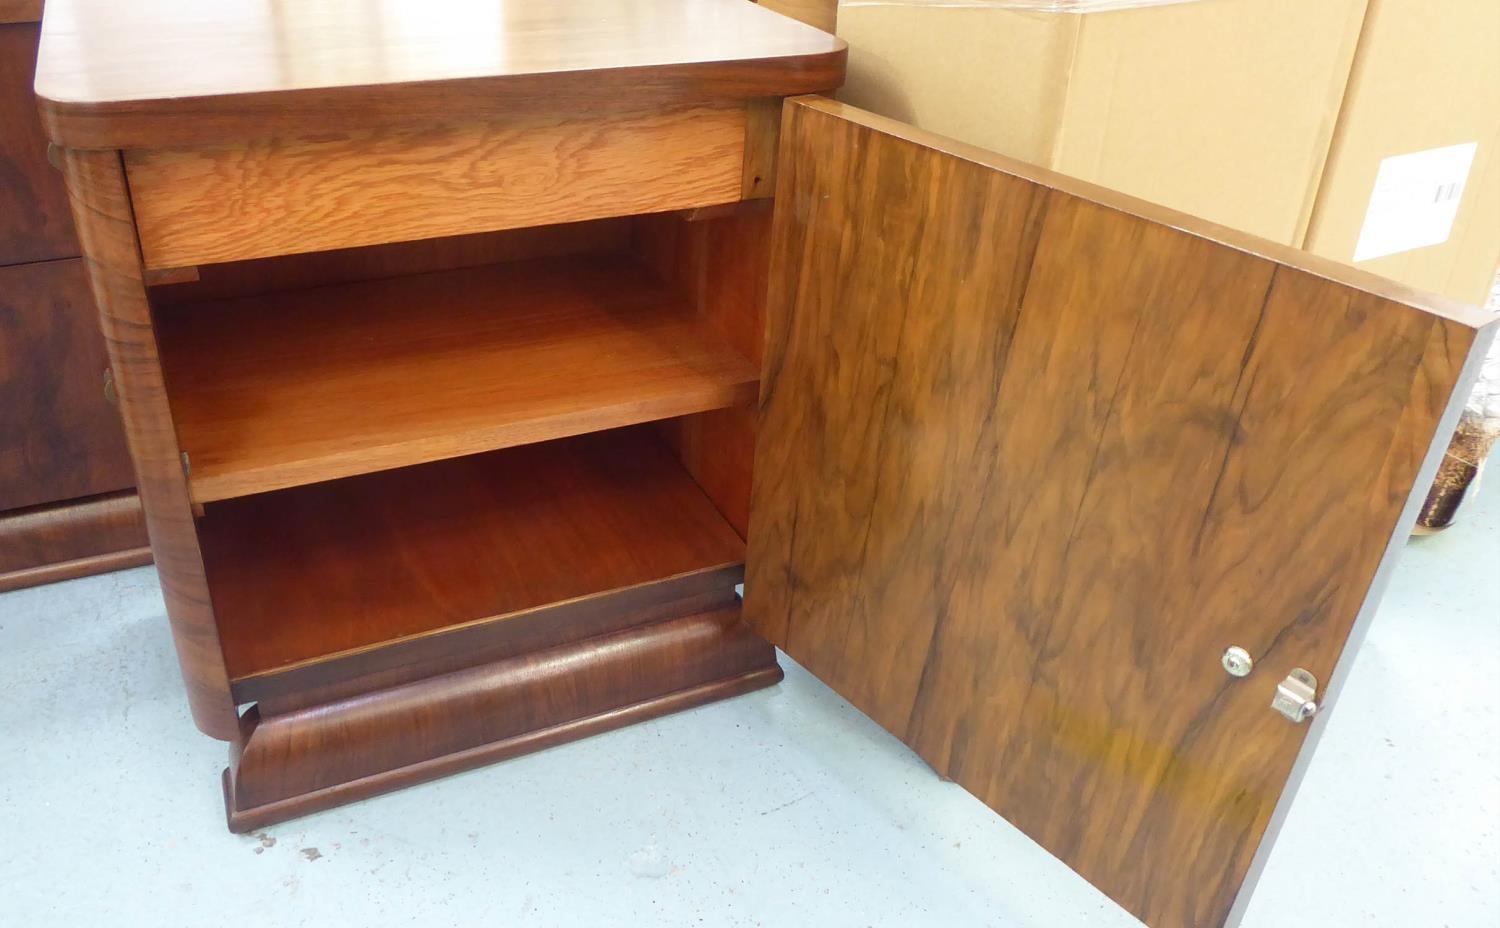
[
  {"x1": 0, "y1": 258, "x2": 134, "y2": 511},
  {"x1": 0, "y1": 22, "x2": 78, "y2": 265},
  {"x1": 746, "y1": 97, "x2": 1494, "y2": 928}
]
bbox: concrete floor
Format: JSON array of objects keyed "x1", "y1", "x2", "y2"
[{"x1": 1, "y1": 484, "x2": 1495, "y2": 927}]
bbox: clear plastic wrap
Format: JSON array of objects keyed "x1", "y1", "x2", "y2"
[
  {"x1": 840, "y1": 0, "x2": 1212, "y2": 12},
  {"x1": 1417, "y1": 286, "x2": 1500, "y2": 530}
]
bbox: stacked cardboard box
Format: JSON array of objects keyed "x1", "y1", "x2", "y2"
[
  {"x1": 1303, "y1": 0, "x2": 1500, "y2": 308},
  {"x1": 834, "y1": 0, "x2": 1499, "y2": 306}
]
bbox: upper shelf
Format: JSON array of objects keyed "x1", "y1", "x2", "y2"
[
  {"x1": 33, "y1": 0, "x2": 848, "y2": 149},
  {"x1": 155, "y1": 254, "x2": 759, "y2": 503}
]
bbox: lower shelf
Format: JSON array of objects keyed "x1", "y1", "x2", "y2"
[
  {"x1": 198, "y1": 428, "x2": 748, "y2": 697},
  {"x1": 224, "y1": 605, "x2": 781, "y2": 832}
]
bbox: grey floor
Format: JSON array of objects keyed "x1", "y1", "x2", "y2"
[{"x1": 1, "y1": 484, "x2": 1496, "y2": 928}]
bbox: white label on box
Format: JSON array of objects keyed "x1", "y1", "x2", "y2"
[{"x1": 1352, "y1": 142, "x2": 1478, "y2": 262}]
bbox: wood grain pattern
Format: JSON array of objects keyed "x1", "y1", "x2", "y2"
[
  {"x1": 126, "y1": 103, "x2": 747, "y2": 269},
  {"x1": 0, "y1": 258, "x2": 134, "y2": 511},
  {"x1": 0, "y1": 23, "x2": 76, "y2": 264},
  {"x1": 149, "y1": 219, "x2": 630, "y2": 306},
  {"x1": 199, "y1": 429, "x2": 747, "y2": 681},
  {"x1": 244, "y1": 568, "x2": 745, "y2": 714},
  {"x1": 156, "y1": 255, "x2": 759, "y2": 502},
  {"x1": 746, "y1": 97, "x2": 1494, "y2": 928},
  {"x1": 742, "y1": 98, "x2": 784, "y2": 199},
  {"x1": 140, "y1": 265, "x2": 198, "y2": 287},
  {"x1": 0, "y1": 16, "x2": 148, "y2": 595},
  {"x1": 34, "y1": 0, "x2": 846, "y2": 149},
  {"x1": 0, "y1": 490, "x2": 150, "y2": 593},
  {"x1": 0, "y1": 1, "x2": 42, "y2": 25},
  {"x1": 225, "y1": 607, "x2": 781, "y2": 832},
  {"x1": 635, "y1": 207, "x2": 773, "y2": 537},
  {"x1": 57, "y1": 148, "x2": 237, "y2": 741}
]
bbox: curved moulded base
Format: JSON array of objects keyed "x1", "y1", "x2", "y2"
[
  {"x1": 222, "y1": 605, "x2": 780, "y2": 832},
  {"x1": 0, "y1": 491, "x2": 152, "y2": 593}
]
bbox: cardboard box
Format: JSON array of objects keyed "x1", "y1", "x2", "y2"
[
  {"x1": 835, "y1": 0, "x2": 1368, "y2": 245},
  {"x1": 1302, "y1": 0, "x2": 1500, "y2": 308}
]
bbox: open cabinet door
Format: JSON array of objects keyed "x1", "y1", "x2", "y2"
[{"x1": 745, "y1": 97, "x2": 1494, "y2": 928}]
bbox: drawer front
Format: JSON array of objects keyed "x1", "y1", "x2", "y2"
[
  {"x1": 126, "y1": 102, "x2": 750, "y2": 270},
  {"x1": 0, "y1": 22, "x2": 79, "y2": 265},
  {"x1": 0, "y1": 258, "x2": 135, "y2": 511}
]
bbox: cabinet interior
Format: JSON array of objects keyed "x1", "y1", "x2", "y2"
[{"x1": 146, "y1": 207, "x2": 773, "y2": 707}]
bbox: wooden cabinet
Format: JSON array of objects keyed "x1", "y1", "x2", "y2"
[
  {"x1": 0, "y1": 15, "x2": 71, "y2": 264},
  {"x1": 32, "y1": 2, "x2": 1495, "y2": 927},
  {"x1": 0, "y1": 10, "x2": 147, "y2": 591}
]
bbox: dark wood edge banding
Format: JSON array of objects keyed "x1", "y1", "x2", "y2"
[
  {"x1": 238, "y1": 563, "x2": 748, "y2": 710},
  {"x1": 0, "y1": 546, "x2": 152, "y2": 594},
  {"x1": 38, "y1": 52, "x2": 848, "y2": 151}
]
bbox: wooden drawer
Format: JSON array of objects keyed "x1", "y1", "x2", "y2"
[
  {"x1": 0, "y1": 21, "x2": 78, "y2": 265},
  {"x1": 0, "y1": 258, "x2": 135, "y2": 511},
  {"x1": 125, "y1": 102, "x2": 750, "y2": 270}
]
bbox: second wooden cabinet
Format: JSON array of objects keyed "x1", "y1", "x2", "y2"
[{"x1": 0, "y1": 12, "x2": 147, "y2": 590}]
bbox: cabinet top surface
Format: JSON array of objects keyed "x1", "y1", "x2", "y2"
[{"x1": 34, "y1": 0, "x2": 846, "y2": 149}]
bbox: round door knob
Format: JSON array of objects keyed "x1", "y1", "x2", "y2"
[{"x1": 1221, "y1": 646, "x2": 1254, "y2": 677}]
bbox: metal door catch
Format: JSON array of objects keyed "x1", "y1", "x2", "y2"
[{"x1": 1272, "y1": 668, "x2": 1319, "y2": 723}]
